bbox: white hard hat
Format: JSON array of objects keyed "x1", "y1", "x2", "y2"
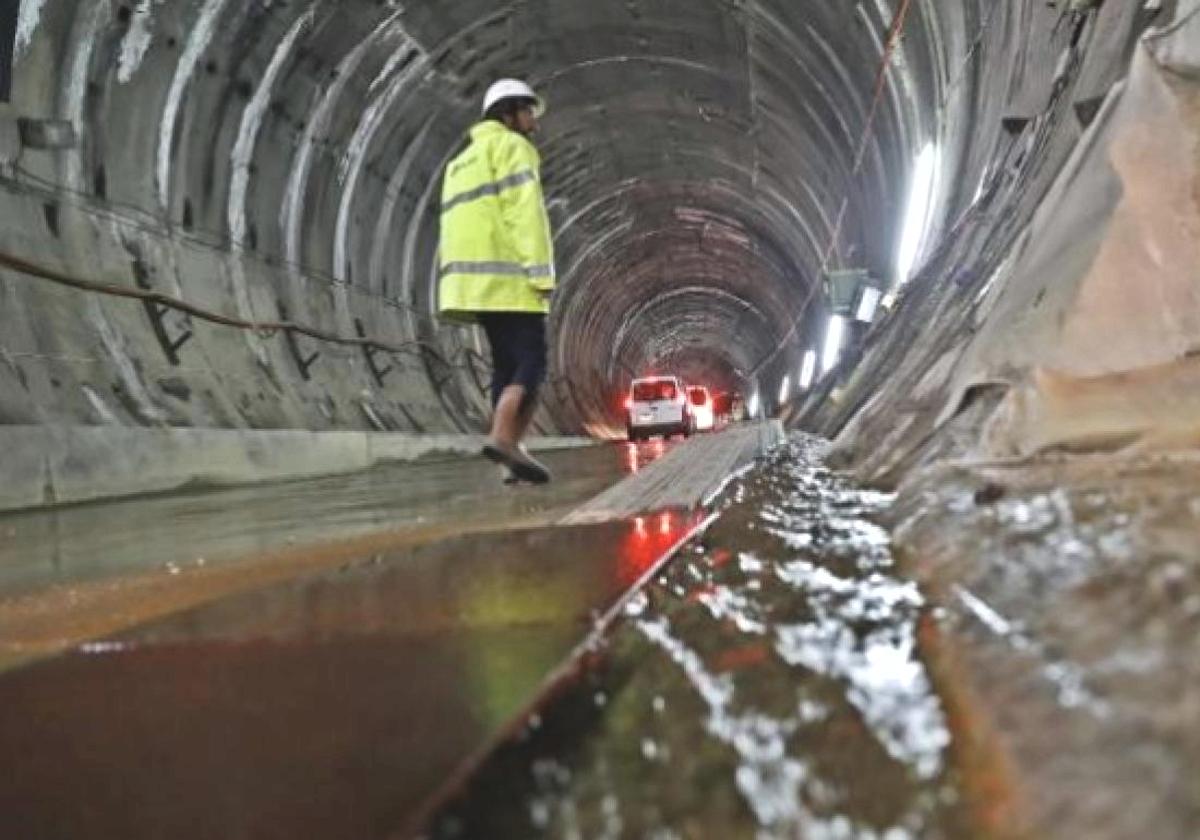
[{"x1": 482, "y1": 78, "x2": 546, "y2": 118}]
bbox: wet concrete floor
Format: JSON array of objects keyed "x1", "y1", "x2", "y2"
[
  {"x1": 0, "y1": 440, "x2": 673, "y2": 670},
  {"x1": 0, "y1": 510, "x2": 704, "y2": 840},
  {"x1": 7, "y1": 431, "x2": 1188, "y2": 838},
  {"x1": 428, "y1": 437, "x2": 976, "y2": 839}
]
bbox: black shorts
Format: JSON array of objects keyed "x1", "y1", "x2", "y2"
[{"x1": 478, "y1": 312, "x2": 547, "y2": 407}]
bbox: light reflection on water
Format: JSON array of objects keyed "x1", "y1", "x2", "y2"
[
  {"x1": 631, "y1": 437, "x2": 951, "y2": 834},
  {"x1": 434, "y1": 436, "x2": 967, "y2": 839}
]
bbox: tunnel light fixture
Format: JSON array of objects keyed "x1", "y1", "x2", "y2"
[
  {"x1": 896, "y1": 141, "x2": 939, "y2": 286},
  {"x1": 822, "y1": 316, "x2": 845, "y2": 373},
  {"x1": 779, "y1": 376, "x2": 791, "y2": 405},
  {"x1": 799, "y1": 350, "x2": 817, "y2": 390},
  {"x1": 855, "y1": 285, "x2": 883, "y2": 323}
]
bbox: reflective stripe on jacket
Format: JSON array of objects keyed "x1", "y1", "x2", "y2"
[{"x1": 438, "y1": 121, "x2": 555, "y2": 322}]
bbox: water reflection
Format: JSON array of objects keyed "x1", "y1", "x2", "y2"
[
  {"x1": 622, "y1": 439, "x2": 672, "y2": 477},
  {"x1": 432, "y1": 436, "x2": 968, "y2": 839},
  {"x1": 618, "y1": 509, "x2": 704, "y2": 588},
  {"x1": 0, "y1": 518, "x2": 698, "y2": 840}
]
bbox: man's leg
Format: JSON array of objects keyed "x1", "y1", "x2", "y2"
[
  {"x1": 513, "y1": 386, "x2": 539, "y2": 442},
  {"x1": 489, "y1": 383, "x2": 527, "y2": 448},
  {"x1": 481, "y1": 314, "x2": 517, "y2": 444},
  {"x1": 481, "y1": 314, "x2": 551, "y2": 483},
  {"x1": 510, "y1": 314, "x2": 547, "y2": 448},
  {"x1": 483, "y1": 382, "x2": 549, "y2": 483}
]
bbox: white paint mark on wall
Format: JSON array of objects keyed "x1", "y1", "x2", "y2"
[
  {"x1": 64, "y1": 3, "x2": 113, "y2": 190},
  {"x1": 157, "y1": 0, "x2": 230, "y2": 210},
  {"x1": 336, "y1": 41, "x2": 420, "y2": 186},
  {"x1": 15, "y1": 0, "x2": 48, "y2": 57},
  {"x1": 281, "y1": 10, "x2": 404, "y2": 272},
  {"x1": 81, "y1": 385, "x2": 123, "y2": 426},
  {"x1": 85, "y1": 298, "x2": 168, "y2": 424},
  {"x1": 334, "y1": 40, "x2": 427, "y2": 284},
  {"x1": 368, "y1": 118, "x2": 434, "y2": 294},
  {"x1": 369, "y1": 41, "x2": 413, "y2": 93},
  {"x1": 117, "y1": 0, "x2": 168, "y2": 83},
  {"x1": 229, "y1": 7, "x2": 316, "y2": 248}
]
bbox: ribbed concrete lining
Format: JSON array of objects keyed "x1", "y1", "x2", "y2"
[{"x1": 0, "y1": 1, "x2": 1141, "y2": 440}]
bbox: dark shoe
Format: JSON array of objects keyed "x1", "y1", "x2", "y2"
[{"x1": 482, "y1": 440, "x2": 552, "y2": 484}]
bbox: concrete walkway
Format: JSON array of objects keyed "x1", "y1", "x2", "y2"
[
  {"x1": 564, "y1": 420, "x2": 786, "y2": 523},
  {"x1": 0, "y1": 425, "x2": 595, "y2": 513}
]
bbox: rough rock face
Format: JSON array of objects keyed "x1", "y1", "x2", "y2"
[
  {"x1": 803, "y1": 11, "x2": 1200, "y2": 837},
  {"x1": 810, "y1": 7, "x2": 1197, "y2": 478}
]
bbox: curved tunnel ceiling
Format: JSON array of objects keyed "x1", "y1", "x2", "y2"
[{"x1": 4, "y1": 0, "x2": 1131, "y2": 437}]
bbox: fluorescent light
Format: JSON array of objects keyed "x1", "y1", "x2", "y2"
[
  {"x1": 779, "y1": 376, "x2": 790, "y2": 404},
  {"x1": 799, "y1": 350, "x2": 817, "y2": 389},
  {"x1": 822, "y1": 316, "x2": 845, "y2": 373},
  {"x1": 855, "y1": 286, "x2": 882, "y2": 323},
  {"x1": 896, "y1": 141, "x2": 939, "y2": 285}
]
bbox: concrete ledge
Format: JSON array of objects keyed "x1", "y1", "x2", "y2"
[
  {"x1": 564, "y1": 421, "x2": 785, "y2": 523},
  {"x1": 0, "y1": 426, "x2": 595, "y2": 513}
]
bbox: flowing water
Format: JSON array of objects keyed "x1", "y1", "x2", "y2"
[{"x1": 431, "y1": 435, "x2": 971, "y2": 839}]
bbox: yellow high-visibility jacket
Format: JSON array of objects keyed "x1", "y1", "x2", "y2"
[{"x1": 438, "y1": 121, "x2": 555, "y2": 322}]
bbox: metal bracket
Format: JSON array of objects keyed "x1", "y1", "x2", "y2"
[
  {"x1": 133, "y1": 271, "x2": 192, "y2": 366},
  {"x1": 278, "y1": 302, "x2": 319, "y2": 380},
  {"x1": 463, "y1": 348, "x2": 492, "y2": 398},
  {"x1": 143, "y1": 300, "x2": 194, "y2": 366},
  {"x1": 355, "y1": 318, "x2": 393, "y2": 387}
]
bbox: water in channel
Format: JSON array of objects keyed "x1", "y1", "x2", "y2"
[{"x1": 432, "y1": 435, "x2": 971, "y2": 839}]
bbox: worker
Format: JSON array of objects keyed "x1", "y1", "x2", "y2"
[{"x1": 438, "y1": 78, "x2": 556, "y2": 484}]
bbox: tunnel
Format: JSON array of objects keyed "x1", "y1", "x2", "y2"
[
  {"x1": 0, "y1": 0, "x2": 1150, "y2": 448},
  {"x1": 2, "y1": 1, "x2": 1198, "y2": 838}
]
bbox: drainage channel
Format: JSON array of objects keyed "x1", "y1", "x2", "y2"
[{"x1": 425, "y1": 435, "x2": 974, "y2": 839}]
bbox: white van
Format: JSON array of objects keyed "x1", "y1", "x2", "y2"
[{"x1": 626, "y1": 376, "x2": 693, "y2": 441}]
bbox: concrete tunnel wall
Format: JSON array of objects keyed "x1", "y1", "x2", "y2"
[{"x1": 0, "y1": 0, "x2": 1169, "y2": 503}]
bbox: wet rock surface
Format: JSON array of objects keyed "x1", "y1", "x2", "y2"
[
  {"x1": 891, "y1": 454, "x2": 1200, "y2": 839},
  {"x1": 430, "y1": 436, "x2": 974, "y2": 839}
]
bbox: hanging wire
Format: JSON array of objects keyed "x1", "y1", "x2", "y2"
[
  {"x1": 0, "y1": 246, "x2": 473, "y2": 371},
  {"x1": 749, "y1": 0, "x2": 1005, "y2": 378},
  {"x1": 6, "y1": 160, "x2": 435, "y2": 321}
]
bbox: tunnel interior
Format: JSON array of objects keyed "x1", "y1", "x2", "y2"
[
  {"x1": 0, "y1": 0, "x2": 1165, "y2": 456},
  {"x1": 4, "y1": 3, "x2": 1200, "y2": 835},
  {"x1": 0, "y1": 0, "x2": 1102, "y2": 439}
]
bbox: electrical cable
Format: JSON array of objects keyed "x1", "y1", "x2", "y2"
[
  {"x1": 3, "y1": 162, "x2": 434, "y2": 320},
  {"x1": 0, "y1": 246, "x2": 466, "y2": 369},
  {"x1": 748, "y1": 0, "x2": 916, "y2": 377}
]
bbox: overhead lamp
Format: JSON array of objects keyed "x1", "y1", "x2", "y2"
[
  {"x1": 896, "y1": 141, "x2": 939, "y2": 285},
  {"x1": 822, "y1": 316, "x2": 845, "y2": 373},
  {"x1": 799, "y1": 350, "x2": 817, "y2": 390},
  {"x1": 824, "y1": 267, "x2": 886, "y2": 324}
]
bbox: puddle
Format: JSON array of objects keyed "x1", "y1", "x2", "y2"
[
  {"x1": 0, "y1": 441, "x2": 666, "y2": 596},
  {"x1": 430, "y1": 435, "x2": 969, "y2": 839},
  {"x1": 0, "y1": 515, "x2": 698, "y2": 840}
]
